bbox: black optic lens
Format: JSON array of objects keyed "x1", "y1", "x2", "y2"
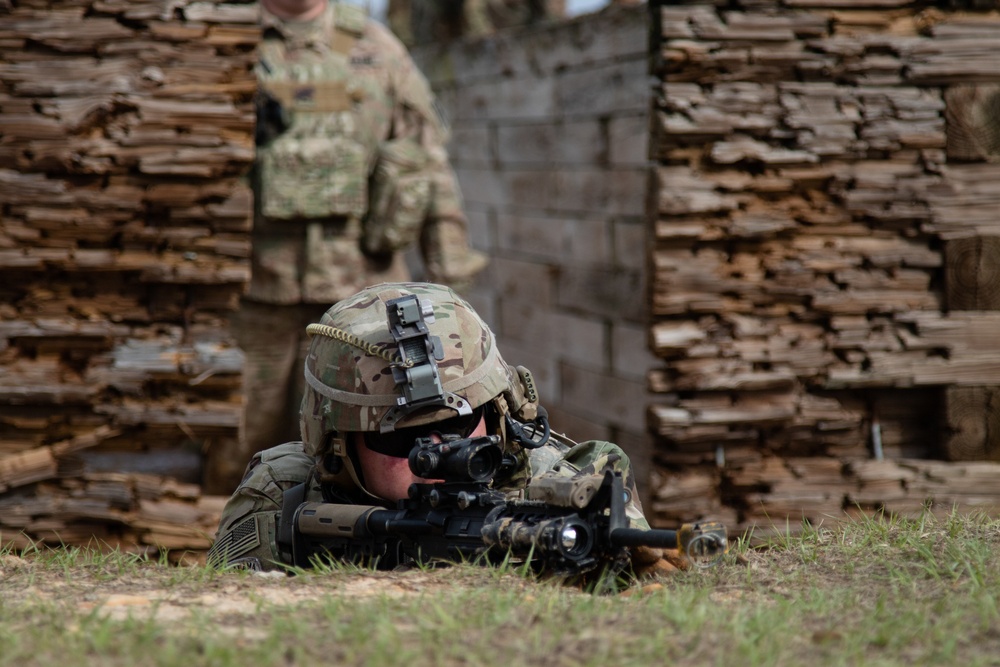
[{"x1": 363, "y1": 406, "x2": 485, "y2": 458}]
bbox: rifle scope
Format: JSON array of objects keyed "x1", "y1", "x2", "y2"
[{"x1": 409, "y1": 435, "x2": 503, "y2": 483}]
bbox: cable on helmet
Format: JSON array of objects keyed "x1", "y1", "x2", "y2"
[
  {"x1": 505, "y1": 405, "x2": 550, "y2": 450},
  {"x1": 305, "y1": 322, "x2": 409, "y2": 367}
]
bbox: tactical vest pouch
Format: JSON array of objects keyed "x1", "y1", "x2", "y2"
[
  {"x1": 258, "y1": 123, "x2": 369, "y2": 220},
  {"x1": 362, "y1": 138, "x2": 433, "y2": 255}
]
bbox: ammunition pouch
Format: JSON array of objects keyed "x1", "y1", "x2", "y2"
[
  {"x1": 362, "y1": 138, "x2": 433, "y2": 255},
  {"x1": 257, "y1": 112, "x2": 370, "y2": 221}
]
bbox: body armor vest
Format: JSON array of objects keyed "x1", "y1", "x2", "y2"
[{"x1": 255, "y1": 3, "x2": 386, "y2": 221}]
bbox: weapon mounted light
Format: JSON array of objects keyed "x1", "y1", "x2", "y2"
[{"x1": 678, "y1": 521, "x2": 729, "y2": 568}]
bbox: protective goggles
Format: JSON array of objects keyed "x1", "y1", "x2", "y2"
[{"x1": 363, "y1": 405, "x2": 487, "y2": 458}]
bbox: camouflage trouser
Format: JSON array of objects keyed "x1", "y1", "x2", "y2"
[
  {"x1": 205, "y1": 301, "x2": 330, "y2": 495},
  {"x1": 207, "y1": 436, "x2": 650, "y2": 570}
]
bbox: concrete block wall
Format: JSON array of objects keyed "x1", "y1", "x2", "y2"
[{"x1": 410, "y1": 5, "x2": 658, "y2": 500}]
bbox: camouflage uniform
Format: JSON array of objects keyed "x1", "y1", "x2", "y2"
[
  {"x1": 210, "y1": 282, "x2": 652, "y2": 571},
  {"x1": 208, "y1": 433, "x2": 650, "y2": 571},
  {"x1": 222, "y1": 2, "x2": 488, "y2": 492}
]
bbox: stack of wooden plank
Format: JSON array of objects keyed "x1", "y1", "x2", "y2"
[
  {"x1": 648, "y1": 0, "x2": 1000, "y2": 537},
  {"x1": 0, "y1": 0, "x2": 257, "y2": 557}
]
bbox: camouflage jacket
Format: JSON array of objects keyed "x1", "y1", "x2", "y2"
[
  {"x1": 251, "y1": 1, "x2": 486, "y2": 305},
  {"x1": 208, "y1": 432, "x2": 651, "y2": 571}
]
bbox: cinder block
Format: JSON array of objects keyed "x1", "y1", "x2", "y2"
[
  {"x1": 501, "y1": 168, "x2": 560, "y2": 209},
  {"x1": 448, "y1": 123, "x2": 493, "y2": 166},
  {"x1": 545, "y1": 404, "x2": 612, "y2": 444},
  {"x1": 608, "y1": 113, "x2": 650, "y2": 166},
  {"x1": 453, "y1": 75, "x2": 557, "y2": 121},
  {"x1": 564, "y1": 217, "x2": 612, "y2": 267},
  {"x1": 557, "y1": 265, "x2": 644, "y2": 321},
  {"x1": 496, "y1": 119, "x2": 604, "y2": 166},
  {"x1": 613, "y1": 217, "x2": 649, "y2": 271},
  {"x1": 500, "y1": 167, "x2": 647, "y2": 216},
  {"x1": 552, "y1": 168, "x2": 647, "y2": 216},
  {"x1": 411, "y1": 5, "x2": 648, "y2": 87},
  {"x1": 495, "y1": 336, "x2": 559, "y2": 404},
  {"x1": 533, "y1": 7, "x2": 650, "y2": 71},
  {"x1": 498, "y1": 298, "x2": 606, "y2": 370},
  {"x1": 463, "y1": 206, "x2": 494, "y2": 253},
  {"x1": 455, "y1": 167, "x2": 507, "y2": 208},
  {"x1": 491, "y1": 256, "x2": 557, "y2": 305},
  {"x1": 496, "y1": 212, "x2": 609, "y2": 266},
  {"x1": 560, "y1": 362, "x2": 650, "y2": 427},
  {"x1": 555, "y1": 57, "x2": 650, "y2": 117},
  {"x1": 551, "y1": 310, "x2": 607, "y2": 369},
  {"x1": 611, "y1": 321, "x2": 660, "y2": 381},
  {"x1": 496, "y1": 212, "x2": 566, "y2": 261}
]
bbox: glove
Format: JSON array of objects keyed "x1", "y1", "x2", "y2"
[{"x1": 630, "y1": 545, "x2": 687, "y2": 578}]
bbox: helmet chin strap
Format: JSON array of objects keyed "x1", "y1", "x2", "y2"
[{"x1": 315, "y1": 434, "x2": 400, "y2": 508}]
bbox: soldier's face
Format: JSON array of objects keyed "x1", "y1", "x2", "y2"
[{"x1": 354, "y1": 416, "x2": 488, "y2": 501}]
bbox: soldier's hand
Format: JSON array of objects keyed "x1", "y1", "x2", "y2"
[{"x1": 630, "y1": 545, "x2": 686, "y2": 578}]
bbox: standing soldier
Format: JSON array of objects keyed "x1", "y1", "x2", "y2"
[{"x1": 212, "y1": 0, "x2": 488, "y2": 493}]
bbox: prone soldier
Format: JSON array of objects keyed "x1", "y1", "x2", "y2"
[{"x1": 210, "y1": 282, "x2": 697, "y2": 579}]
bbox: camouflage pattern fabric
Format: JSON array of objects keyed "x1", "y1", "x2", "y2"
[
  {"x1": 216, "y1": 300, "x2": 329, "y2": 492},
  {"x1": 212, "y1": 282, "x2": 652, "y2": 570},
  {"x1": 209, "y1": 434, "x2": 650, "y2": 570},
  {"x1": 220, "y1": 4, "x2": 488, "y2": 490},
  {"x1": 207, "y1": 442, "x2": 319, "y2": 570},
  {"x1": 298, "y1": 282, "x2": 536, "y2": 499},
  {"x1": 520, "y1": 436, "x2": 651, "y2": 530},
  {"x1": 251, "y1": 1, "x2": 487, "y2": 305},
  {"x1": 300, "y1": 282, "x2": 522, "y2": 444}
]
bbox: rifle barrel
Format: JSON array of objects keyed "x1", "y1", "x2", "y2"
[
  {"x1": 609, "y1": 527, "x2": 679, "y2": 549},
  {"x1": 369, "y1": 512, "x2": 437, "y2": 536}
]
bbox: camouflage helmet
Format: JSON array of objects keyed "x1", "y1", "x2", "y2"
[{"x1": 300, "y1": 282, "x2": 539, "y2": 492}]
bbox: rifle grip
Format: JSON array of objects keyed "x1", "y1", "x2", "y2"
[{"x1": 277, "y1": 482, "x2": 307, "y2": 563}]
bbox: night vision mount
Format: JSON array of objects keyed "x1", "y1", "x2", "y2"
[{"x1": 380, "y1": 294, "x2": 473, "y2": 433}]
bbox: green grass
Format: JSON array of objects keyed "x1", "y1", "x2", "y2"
[{"x1": 3, "y1": 509, "x2": 1000, "y2": 666}]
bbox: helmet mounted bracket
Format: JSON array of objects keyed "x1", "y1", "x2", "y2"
[{"x1": 380, "y1": 294, "x2": 472, "y2": 433}]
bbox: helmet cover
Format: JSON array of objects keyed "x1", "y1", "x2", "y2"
[{"x1": 300, "y1": 282, "x2": 520, "y2": 458}]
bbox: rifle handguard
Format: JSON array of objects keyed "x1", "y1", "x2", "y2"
[{"x1": 295, "y1": 503, "x2": 380, "y2": 539}]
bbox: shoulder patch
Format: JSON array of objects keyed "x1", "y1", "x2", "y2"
[{"x1": 207, "y1": 514, "x2": 263, "y2": 568}]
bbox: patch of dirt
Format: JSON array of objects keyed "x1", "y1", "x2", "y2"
[{"x1": 0, "y1": 553, "x2": 529, "y2": 628}]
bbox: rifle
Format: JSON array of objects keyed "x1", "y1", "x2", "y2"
[{"x1": 276, "y1": 433, "x2": 728, "y2": 578}]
